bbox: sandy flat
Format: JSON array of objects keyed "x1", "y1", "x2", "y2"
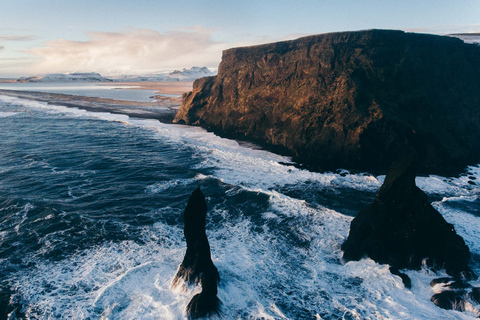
[
  {"x1": 106, "y1": 81, "x2": 194, "y2": 95},
  {"x1": 0, "y1": 86, "x2": 188, "y2": 123}
]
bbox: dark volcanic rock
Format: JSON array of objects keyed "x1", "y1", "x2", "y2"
[
  {"x1": 341, "y1": 157, "x2": 476, "y2": 280},
  {"x1": 185, "y1": 266, "x2": 221, "y2": 319},
  {"x1": 172, "y1": 187, "x2": 221, "y2": 319},
  {"x1": 430, "y1": 279, "x2": 480, "y2": 314},
  {"x1": 390, "y1": 268, "x2": 411, "y2": 289},
  {"x1": 470, "y1": 287, "x2": 480, "y2": 304},
  {"x1": 430, "y1": 277, "x2": 473, "y2": 289},
  {"x1": 174, "y1": 29, "x2": 480, "y2": 175},
  {"x1": 431, "y1": 291, "x2": 468, "y2": 311}
]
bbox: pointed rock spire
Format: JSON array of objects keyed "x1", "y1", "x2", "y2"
[{"x1": 172, "y1": 187, "x2": 221, "y2": 319}]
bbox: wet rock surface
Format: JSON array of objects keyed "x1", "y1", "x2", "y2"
[{"x1": 430, "y1": 278, "x2": 480, "y2": 316}]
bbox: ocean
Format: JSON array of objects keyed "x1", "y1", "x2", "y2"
[{"x1": 1, "y1": 91, "x2": 480, "y2": 319}]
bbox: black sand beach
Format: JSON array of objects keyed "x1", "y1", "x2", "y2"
[{"x1": 0, "y1": 83, "x2": 188, "y2": 123}]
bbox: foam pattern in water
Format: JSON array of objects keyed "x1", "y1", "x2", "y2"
[{"x1": 2, "y1": 95, "x2": 480, "y2": 319}]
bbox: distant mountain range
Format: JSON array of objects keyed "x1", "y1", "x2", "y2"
[
  {"x1": 109, "y1": 67, "x2": 215, "y2": 82},
  {"x1": 16, "y1": 67, "x2": 215, "y2": 83},
  {"x1": 16, "y1": 72, "x2": 112, "y2": 83}
]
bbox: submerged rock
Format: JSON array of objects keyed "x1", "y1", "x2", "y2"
[
  {"x1": 430, "y1": 279, "x2": 480, "y2": 315},
  {"x1": 172, "y1": 187, "x2": 221, "y2": 319},
  {"x1": 390, "y1": 268, "x2": 411, "y2": 289},
  {"x1": 431, "y1": 290, "x2": 468, "y2": 311},
  {"x1": 341, "y1": 157, "x2": 476, "y2": 280},
  {"x1": 174, "y1": 29, "x2": 480, "y2": 175}
]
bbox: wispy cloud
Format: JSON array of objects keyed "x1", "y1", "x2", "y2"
[
  {"x1": 403, "y1": 24, "x2": 480, "y2": 35},
  {"x1": 0, "y1": 35, "x2": 37, "y2": 41},
  {"x1": 0, "y1": 59, "x2": 35, "y2": 71},
  {"x1": 28, "y1": 27, "x2": 258, "y2": 74}
]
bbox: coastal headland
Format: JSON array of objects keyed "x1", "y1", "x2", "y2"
[{"x1": 174, "y1": 29, "x2": 480, "y2": 175}]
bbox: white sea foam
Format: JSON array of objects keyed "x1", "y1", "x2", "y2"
[
  {"x1": 13, "y1": 225, "x2": 187, "y2": 320},
  {"x1": 417, "y1": 166, "x2": 480, "y2": 197},
  {"x1": 7, "y1": 94, "x2": 477, "y2": 198},
  {"x1": 13, "y1": 203, "x2": 35, "y2": 234},
  {"x1": 0, "y1": 111, "x2": 18, "y2": 117},
  {"x1": 5, "y1": 95, "x2": 480, "y2": 319},
  {"x1": 145, "y1": 177, "x2": 197, "y2": 194},
  {"x1": 0, "y1": 95, "x2": 18, "y2": 104},
  {"x1": 11, "y1": 181, "x2": 480, "y2": 319},
  {"x1": 432, "y1": 201, "x2": 480, "y2": 255},
  {"x1": 0, "y1": 95, "x2": 130, "y2": 123},
  {"x1": 129, "y1": 117, "x2": 480, "y2": 200},
  {"x1": 130, "y1": 119, "x2": 480, "y2": 318},
  {"x1": 127, "y1": 119, "x2": 385, "y2": 194}
]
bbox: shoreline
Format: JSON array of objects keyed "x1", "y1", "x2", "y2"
[
  {"x1": 103, "y1": 81, "x2": 193, "y2": 95},
  {"x1": 0, "y1": 81, "x2": 192, "y2": 123}
]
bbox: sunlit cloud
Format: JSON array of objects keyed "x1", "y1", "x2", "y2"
[{"x1": 28, "y1": 27, "x2": 259, "y2": 75}]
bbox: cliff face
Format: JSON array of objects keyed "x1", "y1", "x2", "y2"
[{"x1": 174, "y1": 30, "x2": 480, "y2": 174}]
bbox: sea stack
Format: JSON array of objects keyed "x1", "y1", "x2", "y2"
[
  {"x1": 172, "y1": 187, "x2": 221, "y2": 319},
  {"x1": 341, "y1": 157, "x2": 476, "y2": 280},
  {"x1": 174, "y1": 29, "x2": 480, "y2": 175}
]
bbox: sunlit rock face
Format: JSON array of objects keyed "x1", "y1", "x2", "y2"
[{"x1": 175, "y1": 29, "x2": 480, "y2": 175}]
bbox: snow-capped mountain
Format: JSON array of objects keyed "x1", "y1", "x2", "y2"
[
  {"x1": 109, "y1": 67, "x2": 216, "y2": 82},
  {"x1": 16, "y1": 67, "x2": 216, "y2": 83},
  {"x1": 168, "y1": 66, "x2": 214, "y2": 80}
]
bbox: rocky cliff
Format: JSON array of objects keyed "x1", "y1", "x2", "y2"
[{"x1": 174, "y1": 29, "x2": 480, "y2": 175}]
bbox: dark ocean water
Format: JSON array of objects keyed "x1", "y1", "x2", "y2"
[{"x1": 1, "y1": 95, "x2": 480, "y2": 319}]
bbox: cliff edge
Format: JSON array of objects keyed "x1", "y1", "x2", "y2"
[{"x1": 174, "y1": 29, "x2": 480, "y2": 174}]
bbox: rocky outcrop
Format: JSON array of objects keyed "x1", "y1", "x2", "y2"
[
  {"x1": 430, "y1": 278, "x2": 480, "y2": 316},
  {"x1": 431, "y1": 291, "x2": 470, "y2": 312},
  {"x1": 172, "y1": 187, "x2": 221, "y2": 319},
  {"x1": 174, "y1": 29, "x2": 480, "y2": 175},
  {"x1": 341, "y1": 157, "x2": 476, "y2": 280}
]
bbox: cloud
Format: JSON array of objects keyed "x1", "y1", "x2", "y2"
[
  {"x1": 28, "y1": 27, "x2": 258, "y2": 74},
  {"x1": 403, "y1": 24, "x2": 480, "y2": 35},
  {"x1": 0, "y1": 35, "x2": 36, "y2": 41},
  {"x1": 0, "y1": 46, "x2": 4, "y2": 51}
]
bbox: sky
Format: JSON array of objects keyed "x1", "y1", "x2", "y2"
[{"x1": 1, "y1": 0, "x2": 479, "y2": 77}]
